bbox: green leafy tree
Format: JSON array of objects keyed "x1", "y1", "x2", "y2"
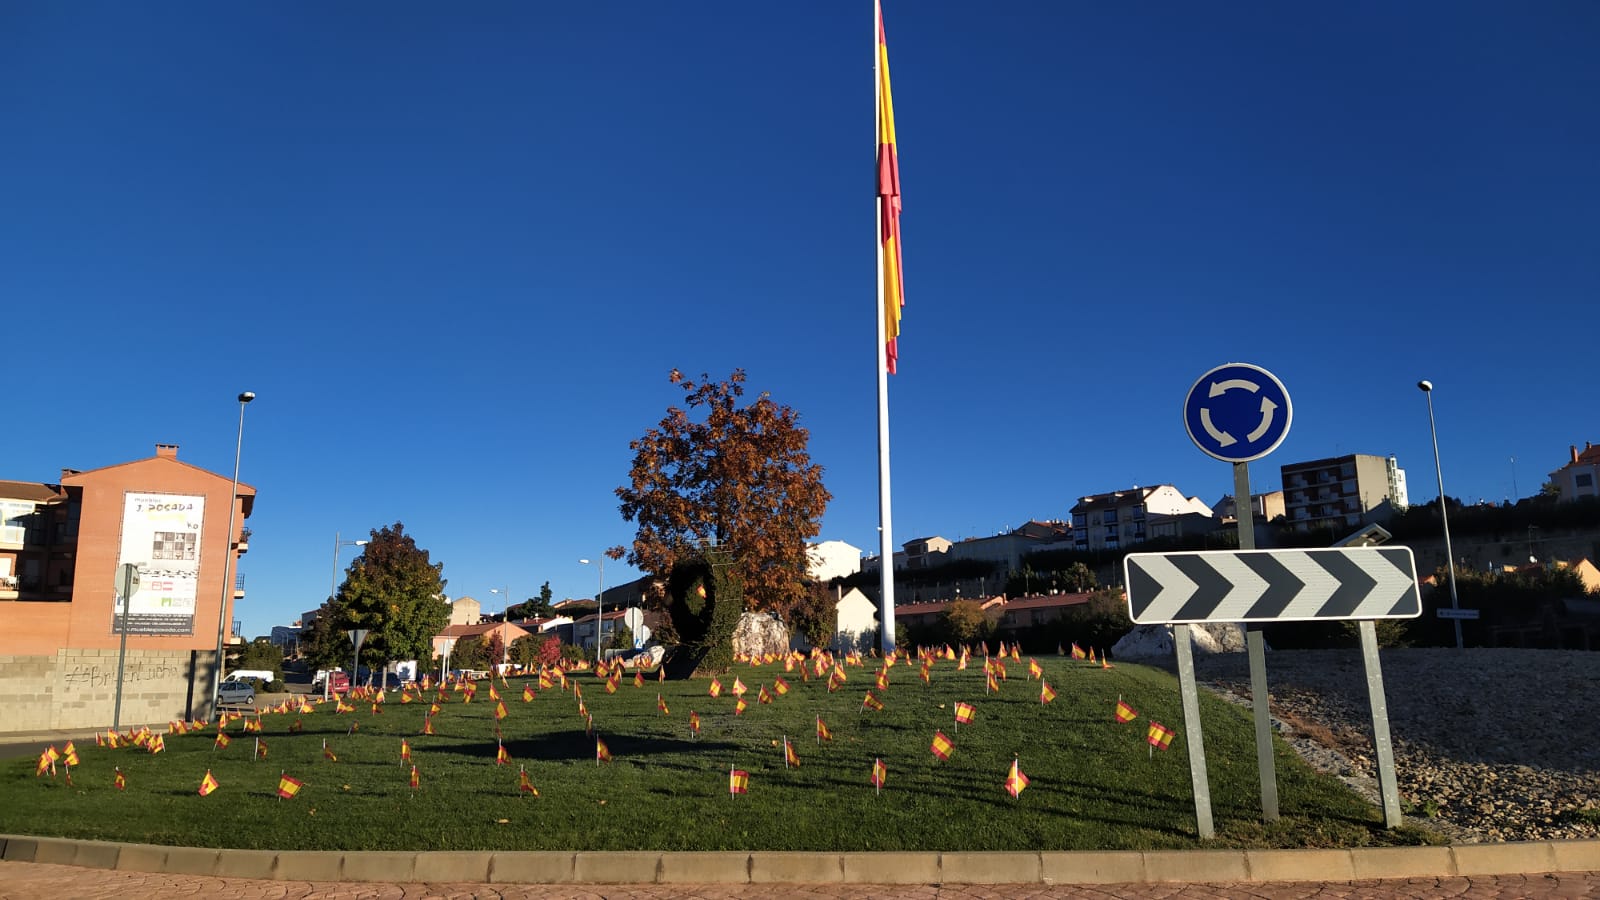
[
  {"x1": 941, "y1": 599, "x2": 990, "y2": 645},
  {"x1": 790, "y1": 582, "x2": 838, "y2": 649},
  {"x1": 448, "y1": 635, "x2": 489, "y2": 671},
  {"x1": 616, "y1": 369, "x2": 831, "y2": 617},
  {"x1": 333, "y1": 522, "x2": 449, "y2": 674},
  {"x1": 299, "y1": 604, "x2": 351, "y2": 672},
  {"x1": 235, "y1": 638, "x2": 284, "y2": 681},
  {"x1": 507, "y1": 581, "x2": 556, "y2": 620}
]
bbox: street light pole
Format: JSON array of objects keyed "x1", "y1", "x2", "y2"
[
  {"x1": 489, "y1": 586, "x2": 512, "y2": 670},
  {"x1": 330, "y1": 532, "x2": 369, "y2": 604},
  {"x1": 211, "y1": 391, "x2": 254, "y2": 714},
  {"x1": 580, "y1": 558, "x2": 604, "y2": 658},
  {"x1": 1418, "y1": 380, "x2": 1463, "y2": 650}
]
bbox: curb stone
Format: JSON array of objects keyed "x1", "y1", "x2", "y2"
[{"x1": 3, "y1": 834, "x2": 1600, "y2": 884}]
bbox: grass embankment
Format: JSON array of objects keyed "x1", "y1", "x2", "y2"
[{"x1": 0, "y1": 653, "x2": 1428, "y2": 851}]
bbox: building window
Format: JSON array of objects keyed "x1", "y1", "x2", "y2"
[
  {"x1": 1101, "y1": 510, "x2": 1117, "y2": 525},
  {"x1": 1578, "y1": 473, "x2": 1595, "y2": 488}
]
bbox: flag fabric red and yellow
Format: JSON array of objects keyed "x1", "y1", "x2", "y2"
[
  {"x1": 276, "y1": 774, "x2": 303, "y2": 799},
  {"x1": 400, "y1": 739, "x2": 412, "y2": 762},
  {"x1": 409, "y1": 765, "x2": 421, "y2": 789},
  {"x1": 214, "y1": 732, "x2": 230, "y2": 751},
  {"x1": 708, "y1": 678, "x2": 722, "y2": 698},
  {"x1": 689, "y1": 710, "x2": 701, "y2": 734},
  {"x1": 1071, "y1": 643, "x2": 1087, "y2": 660},
  {"x1": 497, "y1": 743, "x2": 511, "y2": 765},
  {"x1": 729, "y1": 767, "x2": 749, "y2": 796},
  {"x1": 522, "y1": 684, "x2": 534, "y2": 702},
  {"x1": 862, "y1": 691, "x2": 885, "y2": 712},
  {"x1": 147, "y1": 734, "x2": 166, "y2": 755},
  {"x1": 773, "y1": 676, "x2": 789, "y2": 696},
  {"x1": 34, "y1": 749, "x2": 52, "y2": 777},
  {"x1": 1114, "y1": 699, "x2": 1139, "y2": 723},
  {"x1": 870, "y1": 757, "x2": 887, "y2": 789},
  {"x1": 323, "y1": 741, "x2": 337, "y2": 762},
  {"x1": 732, "y1": 677, "x2": 747, "y2": 697},
  {"x1": 1027, "y1": 658, "x2": 1043, "y2": 680},
  {"x1": 930, "y1": 730, "x2": 954, "y2": 761},
  {"x1": 877, "y1": 0, "x2": 905, "y2": 374},
  {"x1": 1005, "y1": 758, "x2": 1030, "y2": 798},
  {"x1": 875, "y1": 669, "x2": 889, "y2": 691},
  {"x1": 1147, "y1": 721, "x2": 1176, "y2": 750},
  {"x1": 784, "y1": 738, "x2": 800, "y2": 768},
  {"x1": 758, "y1": 685, "x2": 773, "y2": 705},
  {"x1": 255, "y1": 738, "x2": 267, "y2": 759},
  {"x1": 1040, "y1": 681, "x2": 1057, "y2": 705},
  {"x1": 657, "y1": 694, "x2": 670, "y2": 715},
  {"x1": 113, "y1": 767, "x2": 126, "y2": 791},
  {"x1": 734, "y1": 696, "x2": 748, "y2": 716},
  {"x1": 986, "y1": 671, "x2": 1000, "y2": 693},
  {"x1": 596, "y1": 737, "x2": 612, "y2": 763},
  {"x1": 954, "y1": 701, "x2": 976, "y2": 725},
  {"x1": 495, "y1": 701, "x2": 508, "y2": 721},
  {"x1": 816, "y1": 716, "x2": 833, "y2": 742},
  {"x1": 198, "y1": 770, "x2": 219, "y2": 797},
  {"x1": 422, "y1": 717, "x2": 434, "y2": 736},
  {"x1": 62, "y1": 741, "x2": 79, "y2": 766},
  {"x1": 518, "y1": 768, "x2": 538, "y2": 796}
]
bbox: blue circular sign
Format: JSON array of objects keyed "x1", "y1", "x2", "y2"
[{"x1": 1183, "y1": 363, "x2": 1293, "y2": 463}]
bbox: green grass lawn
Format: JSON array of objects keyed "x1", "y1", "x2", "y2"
[{"x1": 0, "y1": 654, "x2": 1432, "y2": 852}]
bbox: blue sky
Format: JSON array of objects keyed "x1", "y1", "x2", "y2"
[{"x1": 5, "y1": 2, "x2": 1596, "y2": 637}]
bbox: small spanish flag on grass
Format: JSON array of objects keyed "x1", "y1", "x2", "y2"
[
  {"x1": 113, "y1": 767, "x2": 125, "y2": 791},
  {"x1": 773, "y1": 676, "x2": 789, "y2": 696},
  {"x1": 689, "y1": 710, "x2": 701, "y2": 736},
  {"x1": 496, "y1": 743, "x2": 511, "y2": 765},
  {"x1": 596, "y1": 737, "x2": 612, "y2": 764},
  {"x1": 783, "y1": 737, "x2": 800, "y2": 769},
  {"x1": 198, "y1": 770, "x2": 219, "y2": 796},
  {"x1": 1147, "y1": 721, "x2": 1176, "y2": 751},
  {"x1": 276, "y1": 773, "x2": 303, "y2": 800},
  {"x1": 930, "y1": 730, "x2": 953, "y2": 761},
  {"x1": 518, "y1": 766, "x2": 537, "y2": 796},
  {"x1": 657, "y1": 694, "x2": 670, "y2": 715},
  {"x1": 708, "y1": 678, "x2": 722, "y2": 698},
  {"x1": 1114, "y1": 698, "x2": 1138, "y2": 723},
  {"x1": 816, "y1": 716, "x2": 832, "y2": 743},
  {"x1": 862, "y1": 691, "x2": 885, "y2": 712},
  {"x1": 954, "y1": 701, "x2": 976, "y2": 725},
  {"x1": 870, "y1": 757, "x2": 887, "y2": 794},
  {"x1": 729, "y1": 767, "x2": 749, "y2": 796},
  {"x1": 410, "y1": 765, "x2": 420, "y2": 789},
  {"x1": 1039, "y1": 681, "x2": 1056, "y2": 705},
  {"x1": 1005, "y1": 758, "x2": 1029, "y2": 799}
]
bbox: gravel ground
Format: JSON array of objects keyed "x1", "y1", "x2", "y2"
[{"x1": 1187, "y1": 647, "x2": 1600, "y2": 843}]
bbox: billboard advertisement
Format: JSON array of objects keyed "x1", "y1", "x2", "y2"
[{"x1": 113, "y1": 492, "x2": 206, "y2": 636}]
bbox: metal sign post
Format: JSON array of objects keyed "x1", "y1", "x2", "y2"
[
  {"x1": 1233, "y1": 461, "x2": 1279, "y2": 823},
  {"x1": 112, "y1": 563, "x2": 140, "y2": 731},
  {"x1": 1358, "y1": 620, "x2": 1404, "y2": 826},
  {"x1": 1182, "y1": 362, "x2": 1294, "y2": 828},
  {"x1": 348, "y1": 629, "x2": 369, "y2": 688}
]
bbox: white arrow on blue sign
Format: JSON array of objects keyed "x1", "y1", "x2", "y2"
[
  {"x1": 1183, "y1": 362, "x2": 1293, "y2": 463},
  {"x1": 1124, "y1": 547, "x2": 1422, "y2": 625}
]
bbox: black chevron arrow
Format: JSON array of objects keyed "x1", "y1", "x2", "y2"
[
  {"x1": 1314, "y1": 551, "x2": 1377, "y2": 618},
  {"x1": 1240, "y1": 552, "x2": 1303, "y2": 619},
  {"x1": 1169, "y1": 555, "x2": 1235, "y2": 622}
]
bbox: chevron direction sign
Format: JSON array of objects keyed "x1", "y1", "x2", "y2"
[{"x1": 1124, "y1": 547, "x2": 1422, "y2": 625}]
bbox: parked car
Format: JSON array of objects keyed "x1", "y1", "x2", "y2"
[
  {"x1": 218, "y1": 680, "x2": 256, "y2": 706},
  {"x1": 312, "y1": 670, "x2": 350, "y2": 694}
]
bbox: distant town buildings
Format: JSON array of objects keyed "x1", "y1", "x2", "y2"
[
  {"x1": 1279, "y1": 453, "x2": 1407, "y2": 533},
  {"x1": 1550, "y1": 443, "x2": 1600, "y2": 503},
  {"x1": 1070, "y1": 486, "x2": 1212, "y2": 552}
]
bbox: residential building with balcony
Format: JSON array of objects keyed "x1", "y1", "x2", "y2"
[
  {"x1": 0, "y1": 443, "x2": 255, "y2": 730},
  {"x1": 1279, "y1": 453, "x2": 1407, "y2": 532},
  {"x1": 1070, "y1": 486, "x2": 1212, "y2": 552},
  {"x1": 1550, "y1": 443, "x2": 1600, "y2": 502}
]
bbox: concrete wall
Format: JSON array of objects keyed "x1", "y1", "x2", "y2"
[{"x1": 0, "y1": 647, "x2": 211, "y2": 731}]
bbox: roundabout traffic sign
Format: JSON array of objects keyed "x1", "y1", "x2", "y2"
[{"x1": 1183, "y1": 362, "x2": 1292, "y2": 463}]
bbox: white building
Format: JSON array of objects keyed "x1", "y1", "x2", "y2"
[
  {"x1": 1071, "y1": 485, "x2": 1212, "y2": 552},
  {"x1": 807, "y1": 540, "x2": 863, "y2": 581}
]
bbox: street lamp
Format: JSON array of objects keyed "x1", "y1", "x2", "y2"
[
  {"x1": 580, "y1": 558, "x2": 604, "y2": 658},
  {"x1": 211, "y1": 391, "x2": 254, "y2": 713},
  {"x1": 1418, "y1": 380, "x2": 1463, "y2": 649},
  {"x1": 488, "y1": 586, "x2": 512, "y2": 669},
  {"x1": 330, "y1": 532, "x2": 369, "y2": 603}
]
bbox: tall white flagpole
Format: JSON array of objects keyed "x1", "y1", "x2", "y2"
[{"x1": 874, "y1": 0, "x2": 897, "y2": 656}]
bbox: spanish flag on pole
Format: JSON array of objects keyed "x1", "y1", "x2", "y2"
[
  {"x1": 877, "y1": 0, "x2": 905, "y2": 373},
  {"x1": 198, "y1": 770, "x2": 220, "y2": 796}
]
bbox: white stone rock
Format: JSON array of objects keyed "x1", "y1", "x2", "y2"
[
  {"x1": 1111, "y1": 622, "x2": 1255, "y2": 661},
  {"x1": 732, "y1": 612, "x2": 790, "y2": 658}
]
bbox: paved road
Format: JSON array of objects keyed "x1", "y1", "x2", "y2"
[{"x1": 3, "y1": 861, "x2": 1598, "y2": 899}]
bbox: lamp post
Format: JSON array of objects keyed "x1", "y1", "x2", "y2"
[
  {"x1": 210, "y1": 391, "x2": 254, "y2": 713},
  {"x1": 330, "y1": 533, "x2": 369, "y2": 604},
  {"x1": 1418, "y1": 380, "x2": 1463, "y2": 650},
  {"x1": 580, "y1": 558, "x2": 604, "y2": 658},
  {"x1": 488, "y1": 586, "x2": 512, "y2": 670}
]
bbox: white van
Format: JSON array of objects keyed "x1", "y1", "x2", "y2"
[{"x1": 224, "y1": 669, "x2": 274, "y2": 684}]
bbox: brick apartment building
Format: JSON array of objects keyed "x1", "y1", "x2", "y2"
[{"x1": 0, "y1": 444, "x2": 254, "y2": 730}]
